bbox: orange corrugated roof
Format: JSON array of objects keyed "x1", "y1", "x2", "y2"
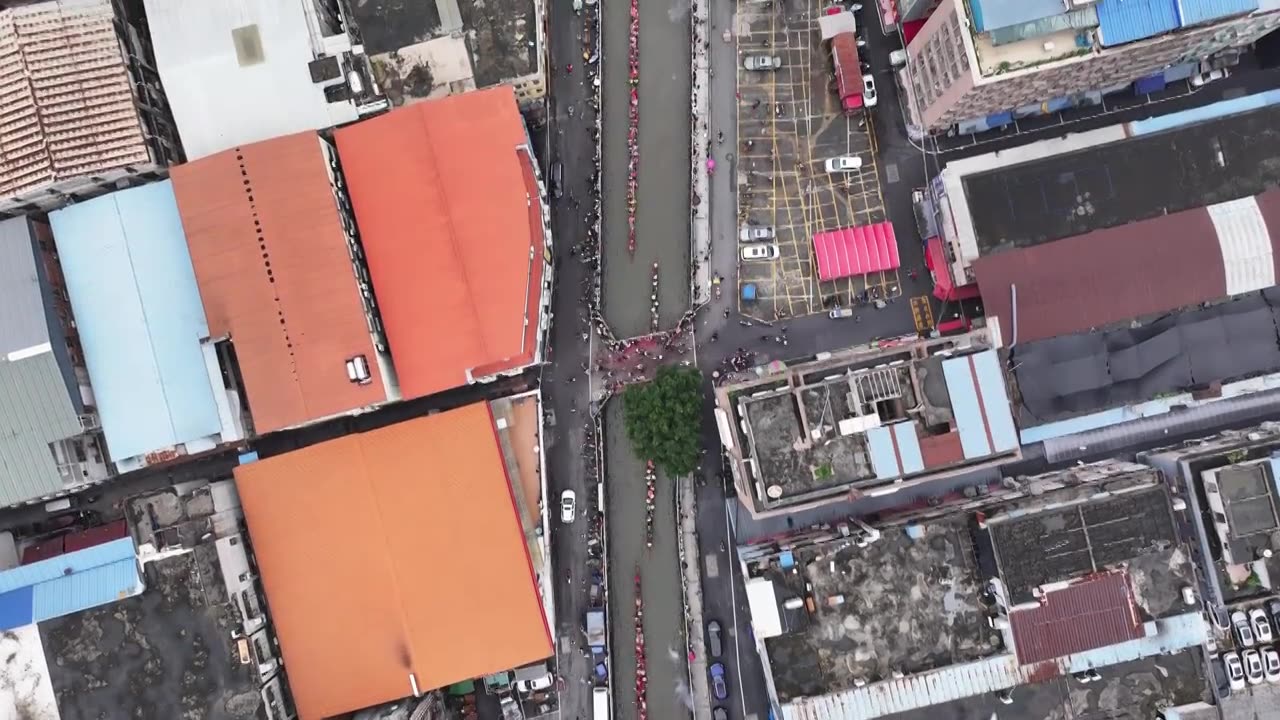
[
  {"x1": 171, "y1": 132, "x2": 386, "y2": 433},
  {"x1": 234, "y1": 403, "x2": 551, "y2": 720},
  {"x1": 334, "y1": 86, "x2": 546, "y2": 400}
]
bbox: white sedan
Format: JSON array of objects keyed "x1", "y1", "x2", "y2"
[
  {"x1": 824, "y1": 155, "x2": 863, "y2": 173},
  {"x1": 560, "y1": 489, "x2": 576, "y2": 524},
  {"x1": 862, "y1": 74, "x2": 878, "y2": 107},
  {"x1": 741, "y1": 243, "x2": 779, "y2": 261},
  {"x1": 1224, "y1": 651, "x2": 1246, "y2": 691}
]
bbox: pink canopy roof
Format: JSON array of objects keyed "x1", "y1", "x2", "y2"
[{"x1": 813, "y1": 222, "x2": 900, "y2": 282}]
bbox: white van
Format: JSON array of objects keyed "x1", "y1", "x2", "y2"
[
  {"x1": 593, "y1": 686, "x2": 609, "y2": 720},
  {"x1": 889, "y1": 49, "x2": 908, "y2": 68}
]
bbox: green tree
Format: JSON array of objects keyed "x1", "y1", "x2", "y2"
[{"x1": 623, "y1": 366, "x2": 704, "y2": 476}]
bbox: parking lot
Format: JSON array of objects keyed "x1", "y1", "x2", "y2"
[{"x1": 733, "y1": 0, "x2": 898, "y2": 319}]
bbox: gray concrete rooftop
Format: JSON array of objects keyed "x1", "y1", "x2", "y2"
[
  {"x1": 40, "y1": 548, "x2": 261, "y2": 719},
  {"x1": 763, "y1": 518, "x2": 1001, "y2": 700},
  {"x1": 990, "y1": 485, "x2": 1179, "y2": 604},
  {"x1": 354, "y1": 0, "x2": 539, "y2": 104}
]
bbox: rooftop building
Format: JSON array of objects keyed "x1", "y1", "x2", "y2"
[
  {"x1": 234, "y1": 402, "x2": 552, "y2": 719},
  {"x1": 932, "y1": 99, "x2": 1280, "y2": 290},
  {"x1": 348, "y1": 0, "x2": 546, "y2": 106},
  {"x1": 715, "y1": 330, "x2": 1019, "y2": 517},
  {"x1": 1141, "y1": 422, "x2": 1280, "y2": 607},
  {"x1": 31, "y1": 480, "x2": 289, "y2": 720},
  {"x1": 0, "y1": 217, "x2": 111, "y2": 507},
  {"x1": 171, "y1": 131, "x2": 396, "y2": 434},
  {"x1": 48, "y1": 182, "x2": 244, "y2": 472},
  {"x1": 744, "y1": 461, "x2": 1205, "y2": 719},
  {"x1": 334, "y1": 87, "x2": 553, "y2": 401},
  {"x1": 0, "y1": 0, "x2": 180, "y2": 216},
  {"x1": 901, "y1": 0, "x2": 1280, "y2": 132},
  {"x1": 142, "y1": 0, "x2": 387, "y2": 161}
]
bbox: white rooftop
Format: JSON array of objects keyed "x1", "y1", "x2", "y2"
[{"x1": 143, "y1": 0, "x2": 361, "y2": 160}]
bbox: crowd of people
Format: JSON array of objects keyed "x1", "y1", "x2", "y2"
[
  {"x1": 644, "y1": 460, "x2": 657, "y2": 548},
  {"x1": 626, "y1": 0, "x2": 641, "y2": 254},
  {"x1": 634, "y1": 572, "x2": 649, "y2": 720}
]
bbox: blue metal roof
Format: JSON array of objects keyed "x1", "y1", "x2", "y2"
[
  {"x1": 969, "y1": 0, "x2": 1067, "y2": 32},
  {"x1": 892, "y1": 422, "x2": 926, "y2": 474},
  {"x1": 1096, "y1": 0, "x2": 1179, "y2": 46},
  {"x1": 1127, "y1": 89, "x2": 1280, "y2": 135},
  {"x1": 943, "y1": 351, "x2": 1018, "y2": 459},
  {"x1": 972, "y1": 351, "x2": 1019, "y2": 453},
  {"x1": 867, "y1": 426, "x2": 900, "y2": 480},
  {"x1": 0, "y1": 537, "x2": 141, "y2": 630},
  {"x1": 49, "y1": 182, "x2": 220, "y2": 462},
  {"x1": 1178, "y1": 0, "x2": 1257, "y2": 26}
]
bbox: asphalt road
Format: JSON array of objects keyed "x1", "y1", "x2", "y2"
[{"x1": 544, "y1": 0, "x2": 605, "y2": 717}]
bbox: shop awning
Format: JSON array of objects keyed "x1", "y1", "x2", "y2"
[
  {"x1": 813, "y1": 222, "x2": 900, "y2": 282},
  {"x1": 926, "y1": 236, "x2": 981, "y2": 301}
]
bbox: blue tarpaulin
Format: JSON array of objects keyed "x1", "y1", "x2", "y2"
[{"x1": 1134, "y1": 73, "x2": 1167, "y2": 94}]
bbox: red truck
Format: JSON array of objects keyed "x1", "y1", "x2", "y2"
[
  {"x1": 820, "y1": 9, "x2": 864, "y2": 113},
  {"x1": 831, "y1": 33, "x2": 864, "y2": 112}
]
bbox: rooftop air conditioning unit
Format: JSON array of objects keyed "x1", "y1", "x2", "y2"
[{"x1": 1065, "y1": 0, "x2": 1097, "y2": 7}]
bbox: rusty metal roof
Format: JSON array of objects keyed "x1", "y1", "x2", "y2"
[
  {"x1": 1009, "y1": 571, "x2": 1144, "y2": 665},
  {"x1": 171, "y1": 132, "x2": 387, "y2": 434},
  {"x1": 0, "y1": 0, "x2": 150, "y2": 200}
]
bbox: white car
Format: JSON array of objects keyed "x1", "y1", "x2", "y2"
[
  {"x1": 1190, "y1": 67, "x2": 1229, "y2": 87},
  {"x1": 824, "y1": 155, "x2": 863, "y2": 173},
  {"x1": 1251, "y1": 607, "x2": 1274, "y2": 643},
  {"x1": 1224, "y1": 651, "x2": 1247, "y2": 691},
  {"x1": 890, "y1": 49, "x2": 907, "y2": 68},
  {"x1": 516, "y1": 673, "x2": 554, "y2": 693},
  {"x1": 741, "y1": 243, "x2": 780, "y2": 261},
  {"x1": 560, "y1": 489, "x2": 576, "y2": 524},
  {"x1": 740, "y1": 225, "x2": 775, "y2": 242},
  {"x1": 743, "y1": 55, "x2": 782, "y2": 71},
  {"x1": 1264, "y1": 647, "x2": 1280, "y2": 683},
  {"x1": 862, "y1": 74, "x2": 878, "y2": 107},
  {"x1": 1234, "y1": 610, "x2": 1256, "y2": 647},
  {"x1": 1245, "y1": 648, "x2": 1265, "y2": 685},
  {"x1": 829, "y1": 307, "x2": 855, "y2": 319}
]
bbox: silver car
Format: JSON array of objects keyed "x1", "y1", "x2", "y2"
[
  {"x1": 743, "y1": 55, "x2": 782, "y2": 71},
  {"x1": 740, "y1": 225, "x2": 775, "y2": 241}
]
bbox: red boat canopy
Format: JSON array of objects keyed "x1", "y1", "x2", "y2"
[{"x1": 813, "y1": 222, "x2": 900, "y2": 282}]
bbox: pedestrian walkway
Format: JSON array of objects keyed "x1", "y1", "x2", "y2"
[{"x1": 679, "y1": 476, "x2": 713, "y2": 720}]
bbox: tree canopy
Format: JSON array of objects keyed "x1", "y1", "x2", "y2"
[{"x1": 622, "y1": 366, "x2": 704, "y2": 477}]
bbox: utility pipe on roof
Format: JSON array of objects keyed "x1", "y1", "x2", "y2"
[
  {"x1": 410, "y1": 673, "x2": 420, "y2": 697},
  {"x1": 1009, "y1": 283, "x2": 1018, "y2": 351}
]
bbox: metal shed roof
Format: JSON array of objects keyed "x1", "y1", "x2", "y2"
[
  {"x1": 172, "y1": 132, "x2": 388, "y2": 433},
  {"x1": 0, "y1": 537, "x2": 140, "y2": 630},
  {"x1": 1177, "y1": 0, "x2": 1258, "y2": 27},
  {"x1": 941, "y1": 351, "x2": 1019, "y2": 459},
  {"x1": 49, "y1": 182, "x2": 222, "y2": 463},
  {"x1": 812, "y1": 222, "x2": 900, "y2": 282},
  {"x1": 0, "y1": 217, "x2": 83, "y2": 506},
  {"x1": 1009, "y1": 571, "x2": 1144, "y2": 664},
  {"x1": 1096, "y1": 0, "x2": 1180, "y2": 46}
]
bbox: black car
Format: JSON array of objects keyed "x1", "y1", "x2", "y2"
[
  {"x1": 1268, "y1": 598, "x2": 1280, "y2": 628},
  {"x1": 707, "y1": 620, "x2": 723, "y2": 658}
]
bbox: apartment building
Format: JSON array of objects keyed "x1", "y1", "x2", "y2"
[
  {"x1": 0, "y1": 0, "x2": 180, "y2": 216},
  {"x1": 903, "y1": 0, "x2": 1280, "y2": 132}
]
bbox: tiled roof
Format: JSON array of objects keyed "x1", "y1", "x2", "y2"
[{"x1": 0, "y1": 0, "x2": 149, "y2": 200}]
